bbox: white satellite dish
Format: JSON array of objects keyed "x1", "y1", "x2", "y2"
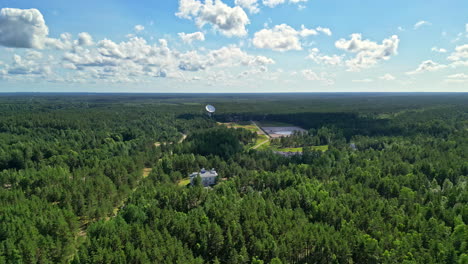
[
  {"x1": 205, "y1": 104, "x2": 216, "y2": 118},
  {"x1": 206, "y1": 105, "x2": 216, "y2": 113}
]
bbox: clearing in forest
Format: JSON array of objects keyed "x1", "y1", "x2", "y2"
[
  {"x1": 217, "y1": 122, "x2": 261, "y2": 133},
  {"x1": 274, "y1": 145, "x2": 329, "y2": 152},
  {"x1": 178, "y1": 178, "x2": 191, "y2": 186},
  {"x1": 153, "y1": 133, "x2": 186, "y2": 147},
  {"x1": 218, "y1": 121, "x2": 270, "y2": 149},
  {"x1": 219, "y1": 121, "x2": 327, "y2": 153}
]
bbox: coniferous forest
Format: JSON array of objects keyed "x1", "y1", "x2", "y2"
[{"x1": 0, "y1": 93, "x2": 467, "y2": 264}]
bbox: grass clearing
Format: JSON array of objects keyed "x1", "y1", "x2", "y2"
[
  {"x1": 256, "y1": 140, "x2": 271, "y2": 150},
  {"x1": 275, "y1": 147, "x2": 303, "y2": 152},
  {"x1": 233, "y1": 125, "x2": 258, "y2": 133},
  {"x1": 218, "y1": 122, "x2": 260, "y2": 133},
  {"x1": 310, "y1": 145, "x2": 329, "y2": 152},
  {"x1": 218, "y1": 121, "x2": 326, "y2": 153},
  {"x1": 219, "y1": 122, "x2": 270, "y2": 150},
  {"x1": 270, "y1": 145, "x2": 328, "y2": 152},
  {"x1": 254, "y1": 134, "x2": 269, "y2": 144},
  {"x1": 250, "y1": 133, "x2": 270, "y2": 150},
  {"x1": 142, "y1": 168, "x2": 152, "y2": 178},
  {"x1": 178, "y1": 178, "x2": 191, "y2": 186}
]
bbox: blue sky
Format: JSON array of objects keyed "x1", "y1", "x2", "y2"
[{"x1": 0, "y1": 0, "x2": 466, "y2": 92}]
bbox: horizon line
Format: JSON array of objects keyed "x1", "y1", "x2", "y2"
[{"x1": 1, "y1": 92, "x2": 468, "y2": 95}]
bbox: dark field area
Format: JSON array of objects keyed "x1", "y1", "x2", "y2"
[{"x1": 0, "y1": 93, "x2": 467, "y2": 264}]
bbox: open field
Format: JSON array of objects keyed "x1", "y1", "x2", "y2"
[
  {"x1": 256, "y1": 139, "x2": 271, "y2": 150},
  {"x1": 272, "y1": 145, "x2": 329, "y2": 153},
  {"x1": 254, "y1": 134, "x2": 269, "y2": 145},
  {"x1": 142, "y1": 168, "x2": 153, "y2": 178},
  {"x1": 218, "y1": 121, "x2": 272, "y2": 150},
  {"x1": 220, "y1": 121, "x2": 325, "y2": 152},
  {"x1": 218, "y1": 122, "x2": 262, "y2": 134},
  {"x1": 252, "y1": 134, "x2": 270, "y2": 150},
  {"x1": 275, "y1": 147, "x2": 303, "y2": 152},
  {"x1": 309, "y1": 145, "x2": 329, "y2": 152},
  {"x1": 178, "y1": 178, "x2": 191, "y2": 186}
]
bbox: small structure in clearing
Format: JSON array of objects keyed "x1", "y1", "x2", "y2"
[{"x1": 189, "y1": 168, "x2": 218, "y2": 187}]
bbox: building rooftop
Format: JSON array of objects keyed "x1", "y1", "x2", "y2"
[{"x1": 190, "y1": 168, "x2": 218, "y2": 178}]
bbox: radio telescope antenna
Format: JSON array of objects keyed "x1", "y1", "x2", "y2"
[{"x1": 205, "y1": 104, "x2": 216, "y2": 118}]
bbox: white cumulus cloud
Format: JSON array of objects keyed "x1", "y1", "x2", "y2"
[
  {"x1": 177, "y1": 46, "x2": 275, "y2": 74},
  {"x1": 253, "y1": 24, "x2": 332, "y2": 51},
  {"x1": 447, "y1": 44, "x2": 468, "y2": 62},
  {"x1": 262, "y1": 0, "x2": 307, "y2": 8},
  {"x1": 379, "y1": 73, "x2": 395, "y2": 81},
  {"x1": 262, "y1": 0, "x2": 285, "y2": 8},
  {"x1": 301, "y1": 69, "x2": 334, "y2": 85},
  {"x1": 335, "y1": 33, "x2": 400, "y2": 71},
  {"x1": 6, "y1": 54, "x2": 51, "y2": 76},
  {"x1": 45, "y1": 33, "x2": 74, "y2": 50},
  {"x1": 25, "y1": 50, "x2": 43, "y2": 60},
  {"x1": 445, "y1": 72, "x2": 468, "y2": 84},
  {"x1": 176, "y1": 0, "x2": 250, "y2": 37},
  {"x1": 54, "y1": 35, "x2": 275, "y2": 84},
  {"x1": 0, "y1": 8, "x2": 49, "y2": 49},
  {"x1": 448, "y1": 73, "x2": 468, "y2": 79},
  {"x1": 178, "y1": 32, "x2": 205, "y2": 44},
  {"x1": 307, "y1": 48, "x2": 343, "y2": 66},
  {"x1": 352, "y1": 78, "x2": 373, "y2": 83},
  {"x1": 253, "y1": 24, "x2": 302, "y2": 51},
  {"x1": 431, "y1": 47, "x2": 447, "y2": 53},
  {"x1": 78, "y1": 32, "x2": 94, "y2": 46},
  {"x1": 299, "y1": 25, "x2": 318, "y2": 37},
  {"x1": 235, "y1": 0, "x2": 260, "y2": 14},
  {"x1": 406, "y1": 60, "x2": 447, "y2": 75},
  {"x1": 316, "y1": 27, "x2": 332, "y2": 36},
  {"x1": 134, "y1": 25, "x2": 145, "y2": 32}
]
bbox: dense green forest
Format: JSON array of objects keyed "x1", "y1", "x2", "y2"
[{"x1": 0, "y1": 93, "x2": 467, "y2": 264}]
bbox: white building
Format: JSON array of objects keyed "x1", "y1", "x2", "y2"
[{"x1": 190, "y1": 168, "x2": 218, "y2": 187}]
